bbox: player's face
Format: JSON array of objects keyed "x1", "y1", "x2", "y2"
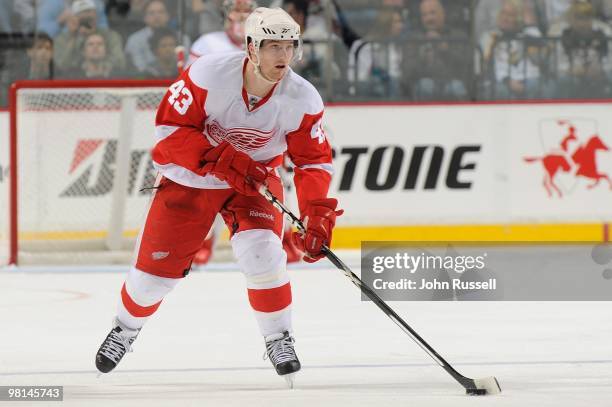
[{"x1": 258, "y1": 40, "x2": 295, "y2": 81}]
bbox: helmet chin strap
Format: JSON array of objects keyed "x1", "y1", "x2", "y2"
[{"x1": 247, "y1": 52, "x2": 283, "y2": 85}]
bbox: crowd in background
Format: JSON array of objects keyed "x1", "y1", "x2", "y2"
[{"x1": 1, "y1": 0, "x2": 612, "y2": 105}]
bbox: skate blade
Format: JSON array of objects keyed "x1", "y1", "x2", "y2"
[{"x1": 283, "y1": 373, "x2": 296, "y2": 389}]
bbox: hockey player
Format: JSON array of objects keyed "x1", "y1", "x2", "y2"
[
  {"x1": 187, "y1": 0, "x2": 303, "y2": 266},
  {"x1": 187, "y1": 0, "x2": 257, "y2": 67},
  {"x1": 95, "y1": 7, "x2": 342, "y2": 387},
  {"x1": 189, "y1": 0, "x2": 258, "y2": 266}
]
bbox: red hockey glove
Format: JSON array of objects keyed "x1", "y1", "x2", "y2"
[
  {"x1": 200, "y1": 142, "x2": 268, "y2": 196},
  {"x1": 292, "y1": 198, "x2": 344, "y2": 263}
]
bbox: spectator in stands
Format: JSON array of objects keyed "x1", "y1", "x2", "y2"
[
  {"x1": 406, "y1": 0, "x2": 471, "y2": 35},
  {"x1": 285, "y1": 0, "x2": 337, "y2": 43},
  {"x1": 284, "y1": 0, "x2": 316, "y2": 79},
  {"x1": 37, "y1": 0, "x2": 109, "y2": 38},
  {"x1": 554, "y1": 0, "x2": 612, "y2": 97},
  {"x1": 283, "y1": 0, "x2": 308, "y2": 32},
  {"x1": 327, "y1": 0, "x2": 362, "y2": 50},
  {"x1": 54, "y1": 0, "x2": 125, "y2": 72},
  {"x1": 62, "y1": 31, "x2": 125, "y2": 78},
  {"x1": 284, "y1": 0, "x2": 348, "y2": 89},
  {"x1": 25, "y1": 33, "x2": 55, "y2": 79},
  {"x1": 189, "y1": 0, "x2": 225, "y2": 39},
  {"x1": 542, "y1": 0, "x2": 574, "y2": 35},
  {"x1": 188, "y1": 0, "x2": 256, "y2": 65},
  {"x1": 7, "y1": 32, "x2": 55, "y2": 85},
  {"x1": 124, "y1": 0, "x2": 187, "y2": 72},
  {"x1": 105, "y1": 0, "x2": 148, "y2": 40},
  {"x1": 539, "y1": 0, "x2": 612, "y2": 34},
  {"x1": 481, "y1": 0, "x2": 550, "y2": 99},
  {"x1": 475, "y1": 0, "x2": 539, "y2": 40},
  {"x1": 348, "y1": 6, "x2": 407, "y2": 97},
  {"x1": 143, "y1": 27, "x2": 179, "y2": 77},
  {"x1": 500, "y1": 1, "x2": 612, "y2": 36},
  {"x1": 402, "y1": 0, "x2": 470, "y2": 100}
]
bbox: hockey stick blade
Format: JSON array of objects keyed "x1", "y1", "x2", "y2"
[
  {"x1": 322, "y1": 247, "x2": 501, "y2": 396},
  {"x1": 255, "y1": 183, "x2": 502, "y2": 395}
]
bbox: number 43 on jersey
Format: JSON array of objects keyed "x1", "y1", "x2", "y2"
[{"x1": 168, "y1": 80, "x2": 193, "y2": 115}]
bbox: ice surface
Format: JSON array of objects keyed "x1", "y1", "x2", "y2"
[{"x1": 1, "y1": 253, "x2": 611, "y2": 406}]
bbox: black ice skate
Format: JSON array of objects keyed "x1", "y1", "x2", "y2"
[
  {"x1": 95, "y1": 318, "x2": 140, "y2": 373},
  {"x1": 264, "y1": 331, "x2": 301, "y2": 388}
]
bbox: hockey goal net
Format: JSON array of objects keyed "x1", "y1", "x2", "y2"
[{"x1": 6, "y1": 80, "x2": 174, "y2": 266}]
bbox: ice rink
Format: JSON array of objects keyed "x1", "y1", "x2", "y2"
[{"x1": 1, "y1": 252, "x2": 611, "y2": 407}]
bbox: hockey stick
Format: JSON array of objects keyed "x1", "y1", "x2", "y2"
[{"x1": 256, "y1": 184, "x2": 501, "y2": 395}]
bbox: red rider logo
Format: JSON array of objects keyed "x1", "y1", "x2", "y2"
[
  {"x1": 524, "y1": 120, "x2": 612, "y2": 197},
  {"x1": 205, "y1": 119, "x2": 275, "y2": 152}
]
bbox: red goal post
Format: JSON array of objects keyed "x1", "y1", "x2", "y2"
[{"x1": 7, "y1": 79, "x2": 173, "y2": 266}]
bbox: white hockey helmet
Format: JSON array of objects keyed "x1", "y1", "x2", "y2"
[{"x1": 244, "y1": 7, "x2": 303, "y2": 63}]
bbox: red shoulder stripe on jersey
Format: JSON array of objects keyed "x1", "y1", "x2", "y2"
[
  {"x1": 285, "y1": 110, "x2": 333, "y2": 214},
  {"x1": 286, "y1": 111, "x2": 330, "y2": 167},
  {"x1": 152, "y1": 66, "x2": 212, "y2": 174}
]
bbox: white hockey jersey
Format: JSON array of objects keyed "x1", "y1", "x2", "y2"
[
  {"x1": 187, "y1": 31, "x2": 243, "y2": 67},
  {"x1": 152, "y1": 51, "x2": 333, "y2": 212}
]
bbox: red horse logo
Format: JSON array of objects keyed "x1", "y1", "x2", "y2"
[{"x1": 524, "y1": 120, "x2": 611, "y2": 197}]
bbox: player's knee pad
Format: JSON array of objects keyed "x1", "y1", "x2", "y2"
[
  {"x1": 232, "y1": 229, "x2": 288, "y2": 288},
  {"x1": 124, "y1": 266, "x2": 180, "y2": 306}
]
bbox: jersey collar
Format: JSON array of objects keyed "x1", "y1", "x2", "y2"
[{"x1": 241, "y1": 57, "x2": 279, "y2": 112}]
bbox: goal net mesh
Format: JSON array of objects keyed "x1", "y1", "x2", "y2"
[{"x1": 12, "y1": 85, "x2": 165, "y2": 264}]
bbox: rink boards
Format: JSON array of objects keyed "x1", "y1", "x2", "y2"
[
  {"x1": 0, "y1": 100, "x2": 611, "y2": 264},
  {"x1": 323, "y1": 101, "x2": 612, "y2": 245}
]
